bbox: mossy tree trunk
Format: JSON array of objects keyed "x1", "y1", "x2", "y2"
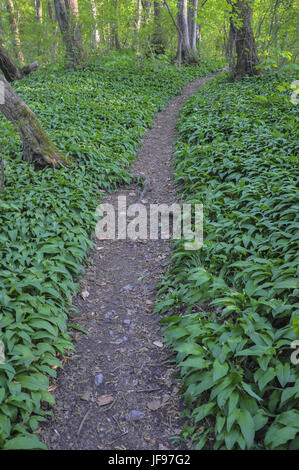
[
  {"x1": 0, "y1": 74, "x2": 67, "y2": 167},
  {"x1": 0, "y1": 44, "x2": 38, "y2": 82},
  {"x1": 228, "y1": 0, "x2": 260, "y2": 80}
]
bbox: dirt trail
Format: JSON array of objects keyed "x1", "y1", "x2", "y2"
[{"x1": 41, "y1": 72, "x2": 219, "y2": 450}]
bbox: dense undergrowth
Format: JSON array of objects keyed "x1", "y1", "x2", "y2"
[
  {"x1": 156, "y1": 67, "x2": 299, "y2": 450},
  {"x1": 0, "y1": 56, "x2": 221, "y2": 449}
]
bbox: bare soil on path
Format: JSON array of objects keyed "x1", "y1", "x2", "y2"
[{"x1": 41, "y1": 72, "x2": 220, "y2": 450}]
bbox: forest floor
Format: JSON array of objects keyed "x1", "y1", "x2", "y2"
[{"x1": 40, "y1": 72, "x2": 220, "y2": 450}]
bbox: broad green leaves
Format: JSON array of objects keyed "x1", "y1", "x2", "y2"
[
  {"x1": 0, "y1": 58, "x2": 221, "y2": 449},
  {"x1": 157, "y1": 68, "x2": 299, "y2": 450}
]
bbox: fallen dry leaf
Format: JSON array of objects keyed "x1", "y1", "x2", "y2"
[
  {"x1": 147, "y1": 400, "x2": 161, "y2": 411},
  {"x1": 81, "y1": 289, "x2": 90, "y2": 300},
  {"x1": 144, "y1": 435, "x2": 156, "y2": 445},
  {"x1": 153, "y1": 340, "x2": 163, "y2": 348},
  {"x1": 162, "y1": 394, "x2": 170, "y2": 404},
  {"x1": 145, "y1": 300, "x2": 153, "y2": 305},
  {"x1": 97, "y1": 394, "x2": 114, "y2": 407},
  {"x1": 48, "y1": 385, "x2": 58, "y2": 392},
  {"x1": 80, "y1": 390, "x2": 91, "y2": 401}
]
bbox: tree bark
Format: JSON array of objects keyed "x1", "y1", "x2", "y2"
[
  {"x1": 228, "y1": 0, "x2": 260, "y2": 80},
  {"x1": 196, "y1": 23, "x2": 201, "y2": 47},
  {"x1": 112, "y1": 0, "x2": 120, "y2": 50},
  {"x1": 34, "y1": 0, "x2": 43, "y2": 22},
  {"x1": 0, "y1": 74, "x2": 67, "y2": 167},
  {"x1": 188, "y1": 0, "x2": 198, "y2": 51},
  {"x1": 90, "y1": 0, "x2": 100, "y2": 48},
  {"x1": 177, "y1": 0, "x2": 199, "y2": 64},
  {"x1": 66, "y1": 0, "x2": 82, "y2": 46},
  {"x1": 0, "y1": 44, "x2": 38, "y2": 82},
  {"x1": 136, "y1": 0, "x2": 143, "y2": 32},
  {"x1": 47, "y1": 1, "x2": 59, "y2": 62},
  {"x1": 162, "y1": 0, "x2": 182, "y2": 65},
  {"x1": 152, "y1": 0, "x2": 167, "y2": 54},
  {"x1": 48, "y1": 1, "x2": 56, "y2": 22},
  {"x1": 54, "y1": 0, "x2": 85, "y2": 68}
]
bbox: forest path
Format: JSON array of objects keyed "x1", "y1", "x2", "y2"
[{"x1": 41, "y1": 72, "x2": 219, "y2": 450}]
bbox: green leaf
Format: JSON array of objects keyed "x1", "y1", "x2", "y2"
[
  {"x1": 242, "y1": 382, "x2": 263, "y2": 401},
  {"x1": 258, "y1": 367, "x2": 276, "y2": 391},
  {"x1": 224, "y1": 426, "x2": 240, "y2": 450},
  {"x1": 69, "y1": 324, "x2": 89, "y2": 335},
  {"x1": 237, "y1": 409, "x2": 255, "y2": 449},
  {"x1": 276, "y1": 363, "x2": 291, "y2": 388},
  {"x1": 15, "y1": 374, "x2": 48, "y2": 391},
  {"x1": 265, "y1": 425, "x2": 298, "y2": 449},
  {"x1": 193, "y1": 402, "x2": 216, "y2": 423},
  {"x1": 213, "y1": 360, "x2": 229, "y2": 381},
  {"x1": 3, "y1": 434, "x2": 47, "y2": 450}
]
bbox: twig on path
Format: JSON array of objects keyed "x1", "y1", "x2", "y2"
[
  {"x1": 112, "y1": 415, "x2": 126, "y2": 434},
  {"x1": 77, "y1": 408, "x2": 91, "y2": 436},
  {"x1": 106, "y1": 431, "x2": 128, "y2": 446}
]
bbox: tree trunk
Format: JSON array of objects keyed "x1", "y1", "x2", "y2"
[
  {"x1": 47, "y1": 1, "x2": 59, "y2": 62},
  {"x1": 54, "y1": 0, "x2": 85, "y2": 68},
  {"x1": 177, "y1": 0, "x2": 199, "y2": 64},
  {"x1": 162, "y1": 0, "x2": 182, "y2": 65},
  {"x1": 0, "y1": 74, "x2": 67, "y2": 167},
  {"x1": 6, "y1": 0, "x2": 25, "y2": 66},
  {"x1": 135, "y1": 0, "x2": 142, "y2": 52},
  {"x1": 48, "y1": 1, "x2": 55, "y2": 22},
  {"x1": 66, "y1": 0, "x2": 82, "y2": 46},
  {"x1": 136, "y1": 0, "x2": 142, "y2": 32},
  {"x1": 90, "y1": 0, "x2": 100, "y2": 48},
  {"x1": 152, "y1": 0, "x2": 167, "y2": 54},
  {"x1": 34, "y1": 0, "x2": 43, "y2": 22},
  {"x1": 188, "y1": 0, "x2": 198, "y2": 52},
  {"x1": 34, "y1": 0, "x2": 43, "y2": 57},
  {"x1": 228, "y1": 0, "x2": 260, "y2": 80},
  {"x1": 196, "y1": 23, "x2": 201, "y2": 48},
  {"x1": 112, "y1": 0, "x2": 120, "y2": 50},
  {"x1": 0, "y1": 44, "x2": 38, "y2": 82}
]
